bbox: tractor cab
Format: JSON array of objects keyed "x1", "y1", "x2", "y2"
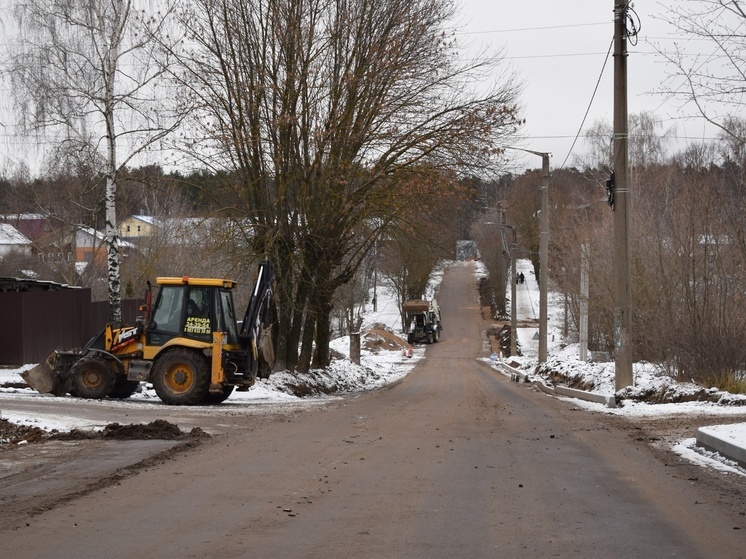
[{"x1": 147, "y1": 277, "x2": 239, "y2": 347}]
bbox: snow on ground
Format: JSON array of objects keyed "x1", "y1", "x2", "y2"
[{"x1": 3, "y1": 258, "x2": 746, "y2": 475}]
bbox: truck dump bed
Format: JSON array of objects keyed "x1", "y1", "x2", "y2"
[{"x1": 402, "y1": 299, "x2": 429, "y2": 313}]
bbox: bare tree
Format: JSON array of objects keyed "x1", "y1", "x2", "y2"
[
  {"x1": 170, "y1": 0, "x2": 523, "y2": 372},
  {"x1": 577, "y1": 112, "x2": 672, "y2": 171},
  {"x1": 576, "y1": 120, "x2": 614, "y2": 172},
  {"x1": 7, "y1": 0, "x2": 182, "y2": 326},
  {"x1": 656, "y1": 0, "x2": 746, "y2": 144}
]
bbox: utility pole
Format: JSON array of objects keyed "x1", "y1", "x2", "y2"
[
  {"x1": 503, "y1": 224, "x2": 518, "y2": 357},
  {"x1": 373, "y1": 239, "x2": 378, "y2": 312},
  {"x1": 498, "y1": 206, "x2": 507, "y2": 319},
  {"x1": 613, "y1": 1, "x2": 633, "y2": 390},
  {"x1": 538, "y1": 153, "x2": 550, "y2": 364},
  {"x1": 579, "y1": 243, "x2": 589, "y2": 362},
  {"x1": 505, "y1": 147, "x2": 550, "y2": 363}
]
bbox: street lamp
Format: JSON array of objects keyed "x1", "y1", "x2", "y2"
[{"x1": 506, "y1": 147, "x2": 551, "y2": 363}]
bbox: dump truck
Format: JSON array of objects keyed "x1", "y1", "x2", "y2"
[
  {"x1": 403, "y1": 298, "x2": 442, "y2": 344},
  {"x1": 22, "y1": 261, "x2": 275, "y2": 405}
]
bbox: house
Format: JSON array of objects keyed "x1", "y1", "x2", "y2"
[
  {"x1": 0, "y1": 223, "x2": 32, "y2": 257},
  {"x1": 119, "y1": 215, "x2": 245, "y2": 247},
  {"x1": 119, "y1": 215, "x2": 158, "y2": 240},
  {"x1": 0, "y1": 213, "x2": 66, "y2": 241},
  {"x1": 33, "y1": 225, "x2": 135, "y2": 266},
  {"x1": 75, "y1": 227, "x2": 136, "y2": 265}
]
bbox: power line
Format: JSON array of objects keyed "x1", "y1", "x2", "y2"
[
  {"x1": 554, "y1": 37, "x2": 614, "y2": 173},
  {"x1": 506, "y1": 52, "x2": 610, "y2": 60},
  {"x1": 526, "y1": 134, "x2": 722, "y2": 141},
  {"x1": 456, "y1": 22, "x2": 608, "y2": 35}
]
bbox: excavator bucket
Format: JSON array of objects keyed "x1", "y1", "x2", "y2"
[{"x1": 21, "y1": 352, "x2": 64, "y2": 395}]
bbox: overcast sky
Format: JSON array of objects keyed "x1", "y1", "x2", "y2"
[
  {"x1": 0, "y1": 1, "x2": 728, "y2": 177},
  {"x1": 454, "y1": 0, "x2": 722, "y2": 172}
]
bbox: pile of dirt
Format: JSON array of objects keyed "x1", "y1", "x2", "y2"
[
  {"x1": 0, "y1": 419, "x2": 50, "y2": 447},
  {"x1": 0, "y1": 418, "x2": 208, "y2": 451},
  {"x1": 363, "y1": 327, "x2": 411, "y2": 352}
]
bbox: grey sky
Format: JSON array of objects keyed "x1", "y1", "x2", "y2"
[
  {"x1": 455, "y1": 0, "x2": 722, "y2": 171},
  {"x1": 0, "y1": 1, "x2": 730, "y2": 176}
]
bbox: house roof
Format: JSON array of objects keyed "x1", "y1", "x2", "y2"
[
  {"x1": 0, "y1": 213, "x2": 47, "y2": 221},
  {"x1": 131, "y1": 215, "x2": 157, "y2": 226},
  {"x1": 0, "y1": 277, "x2": 78, "y2": 292},
  {"x1": 0, "y1": 223, "x2": 32, "y2": 246}
]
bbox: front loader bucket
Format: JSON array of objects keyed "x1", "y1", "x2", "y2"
[{"x1": 21, "y1": 352, "x2": 64, "y2": 395}]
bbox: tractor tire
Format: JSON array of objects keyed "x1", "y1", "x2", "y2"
[
  {"x1": 70, "y1": 357, "x2": 116, "y2": 399},
  {"x1": 152, "y1": 349, "x2": 211, "y2": 405},
  {"x1": 202, "y1": 385, "x2": 235, "y2": 404},
  {"x1": 109, "y1": 376, "x2": 140, "y2": 399}
]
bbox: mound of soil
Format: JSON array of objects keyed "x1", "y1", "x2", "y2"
[
  {"x1": 363, "y1": 328, "x2": 411, "y2": 352},
  {"x1": 0, "y1": 419, "x2": 50, "y2": 446},
  {"x1": 0, "y1": 418, "x2": 208, "y2": 451}
]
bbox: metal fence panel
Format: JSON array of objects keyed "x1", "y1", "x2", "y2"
[
  {"x1": 0, "y1": 292, "x2": 24, "y2": 365},
  {"x1": 0, "y1": 289, "x2": 144, "y2": 365}
]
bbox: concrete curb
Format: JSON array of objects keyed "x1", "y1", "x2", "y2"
[
  {"x1": 554, "y1": 385, "x2": 616, "y2": 408},
  {"x1": 496, "y1": 361, "x2": 617, "y2": 408},
  {"x1": 696, "y1": 426, "x2": 746, "y2": 468}
]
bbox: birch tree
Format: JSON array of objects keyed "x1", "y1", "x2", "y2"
[
  {"x1": 7, "y1": 0, "x2": 181, "y2": 326},
  {"x1": 171, "y1": 0, "x2": 523, "y2": 372}
]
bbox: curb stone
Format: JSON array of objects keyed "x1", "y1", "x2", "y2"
[{"x1": 496, "y1": 361, "x2": 617, "y2": 408}]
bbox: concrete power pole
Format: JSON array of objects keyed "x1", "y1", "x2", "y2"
[
  {"x1": 506, "y1": 146, "x2": 550, "y2": 363},
  {"x1": 579, "y1": 243, "x2": 589, "y2": 362},
  {"x1": 613, "y1": 2, "x2": 633, "y2": 390},
  {"x1": 504, "y1": 224, "x2": 518, "y2": 357},
  {"x1": 539, "y1": 153, "x2": 550, "y2": 364}
]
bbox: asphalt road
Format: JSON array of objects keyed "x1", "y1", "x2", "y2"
[{"x1": 2, "y1": 263, "x2": 745, "y2": 558}]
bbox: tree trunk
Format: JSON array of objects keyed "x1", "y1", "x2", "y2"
[
  {"x1": 105, "y1": 170, "x2": 122, "y2": 327},
  {"x1": 104, "y1": 0, "x2": 123, "y2": 328},
  {"x1": 312, "y1": 291, "x2": 333, "y2": 369},
  {"x1": 297, "y1": 310, "x2": 315, "y2": 374},
  {"x1": 104, "y1": 81, "x2": 121, "y2": 327},
  {"x1": 273, "y1": 269, "x2": 303, "y2": 372},
  {"x1": 350, "y1": 317, "x2": 363, "y2": 366}
]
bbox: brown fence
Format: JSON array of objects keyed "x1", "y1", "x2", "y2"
[{"x1": 1, "y1": 289, "x2": 144, "y2": 365}]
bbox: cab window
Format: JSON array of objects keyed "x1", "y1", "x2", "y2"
[
  {"x1": 184, "y1": 286, "x2": 212, "y2": 341},
  {"x1": 151, "y1": 285, "x2": 183, "y2": 333},
  {"x1": 217, "y1": 289, "x2": 239, "y2": 344}
]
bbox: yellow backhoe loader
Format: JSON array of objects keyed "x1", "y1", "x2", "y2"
[{"x1": 22, "y1": 261, "x2": 275, "y2": 405}]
